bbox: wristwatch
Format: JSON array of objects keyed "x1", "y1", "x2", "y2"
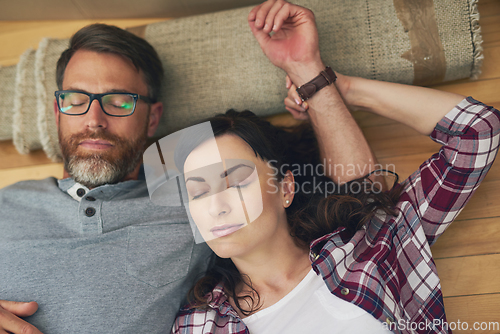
[{"x1": 296, "y1": 67, "x2": 337, "y2": 101}]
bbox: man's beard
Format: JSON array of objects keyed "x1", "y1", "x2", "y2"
[{"x1": 59, "y1": 126, "x2": 148, "y2": 189}]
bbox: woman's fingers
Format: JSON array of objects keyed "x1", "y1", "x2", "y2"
[
  {"x1": 285, "y1": 75, "x2": 292, "y2": 89},
  {"x1": 286, "y1": 80, "x2": 309, "y2": 111},
  {"x1": 284, "y1": 82, "x2": 309, "y2": 120}
]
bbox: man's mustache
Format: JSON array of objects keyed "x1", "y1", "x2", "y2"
[{"x1": 70, "y1": 130, "x2": 122, "y2": 147}]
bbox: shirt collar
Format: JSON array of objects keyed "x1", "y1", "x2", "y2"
[
  {"x1": 309, "y1": 226, "x2": 347, "y2": 254},
  {"x1": 57, "y1": 176, "x2": 145, "y2": 202},
  {"x1": 200, "y1": 282, "x2": 242, "y2": 319},
  {"x1": 66, "y1": 182, "x2": 90, "y2": 201}
]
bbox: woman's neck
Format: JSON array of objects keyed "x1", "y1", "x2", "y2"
[{"x1": 230, "y1": 230, "x2": 312, "y2": 317}]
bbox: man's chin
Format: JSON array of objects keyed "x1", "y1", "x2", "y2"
[
  {"x1": 58, "y1": 128, "x2": 148, "y2": 188},
  {"x1": 66, "y1": 157, "x2": 131, "y2": 189}
]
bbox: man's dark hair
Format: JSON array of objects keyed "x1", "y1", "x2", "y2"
[{"x1": 56, "y1": 23, "x2": 163, "y2": 102}]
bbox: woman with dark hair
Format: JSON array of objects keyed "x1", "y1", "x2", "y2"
[
  {"x1": 170, "y1": 108, "x2": 402, "y2": 333},
  {"x1": 170, "y1": 88, "x2": 499, "y2": 334},
  {"x1": 166, "y1": 1, "x2": 500, "y2": 333}
]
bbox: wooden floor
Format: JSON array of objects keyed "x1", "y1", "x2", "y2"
[{"x1": 0, "y1": 1, "x2": 499, "y2": 333}]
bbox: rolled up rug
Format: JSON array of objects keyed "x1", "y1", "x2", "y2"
[
  {"x1": 0, "y1": 65, "x2": 16, "y2": 141},
  {"x1": 8, "y1": 0, "x2": 483, "y2": 158}
]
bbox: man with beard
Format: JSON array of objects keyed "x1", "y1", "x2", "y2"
[{"x1": 0, "y1": 24, "x2": 212, "y2": 334}]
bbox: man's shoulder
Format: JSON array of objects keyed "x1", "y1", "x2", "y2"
[
  {"x1": 1, "y1": 177, "x2": 59, "y2": 193},
  {"x1": 0, "y1": 178, "x2": 63, "y2": 214}
]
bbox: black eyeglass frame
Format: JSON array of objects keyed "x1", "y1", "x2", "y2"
[{"x1": 54, "y1": 90, "x2": 154, "y2": 117}]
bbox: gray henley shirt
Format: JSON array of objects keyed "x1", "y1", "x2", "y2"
[{"x1": 0, "y1": 176, "x2": 212, "y2": 333}]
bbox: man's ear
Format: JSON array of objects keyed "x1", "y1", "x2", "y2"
[
  {"x1": 147, "y1": 102, "x2": 163, "y2": 137},
  {"x1": 53, "y1": 99, "x2": 60, "y2": 127}
]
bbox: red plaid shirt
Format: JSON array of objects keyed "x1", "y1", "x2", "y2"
[{"x1": 172, "y1": 97, "x2": 500, "y2": 334}]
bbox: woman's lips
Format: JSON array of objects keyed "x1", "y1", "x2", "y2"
[
  {"x1": 210, "y1": 223, "x2": 245, "y2": 238},
  {"x1": 79, "y1": 139, "x2": 113, "y2": 150}
]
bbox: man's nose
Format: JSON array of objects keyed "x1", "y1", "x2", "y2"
[
  {"x1": 85, "y1": 100, "x2": 108, "y2": 130},
  {"x1": 208, "y1": 191, "x2": 232, "y2": 218}
]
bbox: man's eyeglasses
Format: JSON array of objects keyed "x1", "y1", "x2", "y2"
[{"x1": 54, "y1": 90, "x2": 153, "y2": 117}]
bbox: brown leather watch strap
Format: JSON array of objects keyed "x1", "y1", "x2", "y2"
[{"x1": 296, "y1": 67, "x2": 337, "y2": 101}]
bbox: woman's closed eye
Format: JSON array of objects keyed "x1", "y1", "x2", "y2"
[
  {"x1": 227, "y1": 167, "x2": 257, "y2": 189},
  {"x1": 191, "y1": 190, "x2": 208, "y2": 200},
  {"x1": 186, "y1": 182, "x2": 210, "y2": 200},
  {"x1": 229, "y1": 181, "x2": 250, "y2": 189}
]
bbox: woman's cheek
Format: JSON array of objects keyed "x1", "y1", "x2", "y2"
[
  {"x1": 241, "y1": 182, "x2": 264, "y2": 223},
  {"x1": 189, "y1": 201, "x2": 209, "y2": 229}
]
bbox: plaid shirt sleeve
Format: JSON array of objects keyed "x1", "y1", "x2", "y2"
[
  {"x1": 309, "y1": 97, "x2": 500, "y2": 334},
  {"x1": 399, "y1": 97, "x2": 500, "y2": 245}
]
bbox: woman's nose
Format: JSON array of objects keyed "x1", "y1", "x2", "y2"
[{"x1": 208, "y1": 190, "x2": 232, "y2": 218}]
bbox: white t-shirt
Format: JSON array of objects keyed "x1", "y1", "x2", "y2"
[{"x1": 243, "y1": 269, "x2": 391, "y2": 334}]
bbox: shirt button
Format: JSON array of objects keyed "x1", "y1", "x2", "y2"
[
  {"x1": 76, "y1": 188, "x2": 86, "y2": 197},
  {"x1": 386, "y1": 317, "x2": 394, "y2": 324},
  {"x1": 86, "y1": 196, "x2": 96, "y2": 201},
  {"x1": 85, "y1": 207, "x2": 96, "y2": 217},
  {"x1": 341, "y1": 287, "x2": 349, "y2": 295}
]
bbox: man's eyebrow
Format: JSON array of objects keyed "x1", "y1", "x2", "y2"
[
  {"x1": 63, "y1": 88, "x2": 133, "y2": 94},
  {"x1": 106, "y1": 89, "x2": 134, "y2": 94},
  {"x1": 221, "y1": 164, "x2": 253, "y2": 178}
]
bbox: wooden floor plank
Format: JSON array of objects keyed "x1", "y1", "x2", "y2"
[
  {"x1": 431, "y1": 78, "x2": 500, "y2": 104},
  {"x1": 479, "y1": 1, "x2": 500, "y2": 18},
  {"x1": 0, "y1": 18, "x2": 168, "y2": 66},
  {"x1": 371, "y1": 135, "x2": 440, "y2": 160},
  {"x1": 436, "y1": 253, "x2": 500, "y2": 297},
  {"x1": 362, "y1": 124, "x2": 442, "y2": 159},
  {"x1": 377, "y1": 154, "x2": 424, "y2": 180},
  {"x1": 480, "y1": 15, "x2": 500, "y2": 46},
  {"x1": 379, "y1": 150, "x2": 500, "y2": 181},
  {"x1": 476, "y1": 46, "x2": 500, "y2": 80},
  {"x1": 0, "y1": 57, "x2": 19, "y2": 67},
  {"x1": 443, "y1": 294, "x2": 500, "y2": 334},
  {"x1": 432, "y1": 217, "x2": 500, "y2": 259},
  {"x1": 0, "y1": 163, "x2": 63, "y2": 189},
  {"x1": 352, "y1": 110, "x2": 397, "y2": 128},
  {"x1": 361, "y1": 121, "x2": 421, "y2": 140},
  {"x1": 455, "y1": 180, "x2": 500, "y2": 220},
  {"x1": 0, "y1": 140, "x2": 54, "y2": 169}
]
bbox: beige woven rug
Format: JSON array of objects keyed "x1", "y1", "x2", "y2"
[
  {"x1": 0, "y1": 65, "x2": 16, "y2": 141},
  {"x1": 0, "y1": 0, "x2": 482, "y2": 160}
]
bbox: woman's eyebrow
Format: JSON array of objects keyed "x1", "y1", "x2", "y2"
[
  {"x1": 185, "y1": 176, "x2": 205, "y2": 183},
  {"x1": 185, "y1": 164, "x2": 252, "y2": 183},
  {"x1": 220, "y1": 164, "x2": 253, "y2": 178}
]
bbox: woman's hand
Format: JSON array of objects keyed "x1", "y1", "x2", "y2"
[
  {"x1": 284, "y1": 73, "x2": 354, "y2": 119},
  {"x1": 284, "y1": 75, "x2": 309, "y2": 120}
]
